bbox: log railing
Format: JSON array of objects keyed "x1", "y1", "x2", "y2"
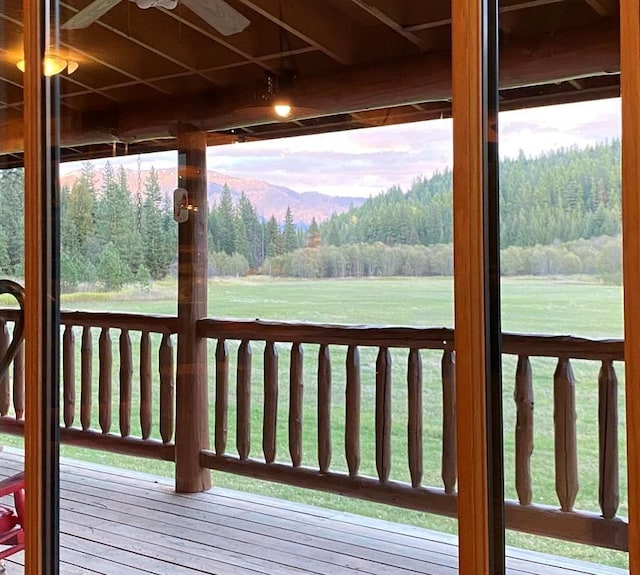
[
  {"x1": 0, "y1": 310, "x2": 176, "y2": 462},
  {"x1": 198, "y1": 319, "x2": 628, "y2": 552},
  {"x1": 0, "y1": 310, "x2": 629, "y2": 551}
]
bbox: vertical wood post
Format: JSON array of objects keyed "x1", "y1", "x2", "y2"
[
  {"x1": 24, "y1": 0, "x2": 60, "y2": 571},
  {"x1": 175, "y1": 131, "x2": 211, "y2": 493},
  {"x1": 452, "y1": 0, "x2": 502, "y2": 569},
  {"x1": 620, "y1": 2, "x2": 640, "y2": 568}
]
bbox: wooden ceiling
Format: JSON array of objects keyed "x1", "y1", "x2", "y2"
[{"x1": 0, "y1": 0, "x2": 621, "y2": 167}]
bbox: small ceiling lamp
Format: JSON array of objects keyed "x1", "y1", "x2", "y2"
[
  {"x1": 266, "y1": 71, "x2": 294, "y2": 119},
  {"x1": 16, "y1": 54, "x2": 79, "y2": 77}
]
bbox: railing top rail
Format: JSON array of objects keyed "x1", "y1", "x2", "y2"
[
  {"x1": 0, "y1": 309, "x2": 178, "y2": 333},
  {"x1": 198, "y1": 318, "x2": 453, "y2": 349},
  {"x1": 0, "y1": 309, "x2": 623, "y2": 359},
  {"x1": 198, "y1": 318, "x2": 624, "y2": 360}
]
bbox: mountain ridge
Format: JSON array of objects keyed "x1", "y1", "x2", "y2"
[{"x1": 60, "y1": 167, "x2": 365, "y2": 224}]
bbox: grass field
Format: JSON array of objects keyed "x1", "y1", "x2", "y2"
[{"x1": 2, "y1": 276, "x2": 629, "y2": 568}]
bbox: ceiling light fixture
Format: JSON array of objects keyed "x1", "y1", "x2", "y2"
[
  {"x1": 265, "y1": 70, "x2": 294, "y2": 119},
  {"x1": 16, "y1": 55, "x2": 79, "y2": 76}
]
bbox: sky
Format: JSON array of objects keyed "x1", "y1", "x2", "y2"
[{"x1": 63, "y1": 97, "x2": 622, "y2": 199}]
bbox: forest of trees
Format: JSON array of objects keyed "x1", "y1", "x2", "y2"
[{"x1": 0, "y1": 140, "x2": 624, "y2": 289}]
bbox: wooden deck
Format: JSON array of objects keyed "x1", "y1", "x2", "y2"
[{"x1": 0, "y1": 449, "x2": 628, "y2": 575}]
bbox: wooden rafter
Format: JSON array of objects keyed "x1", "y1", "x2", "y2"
[{"x1": 234, "y1": 0, "x2": 356, "y2": 65}]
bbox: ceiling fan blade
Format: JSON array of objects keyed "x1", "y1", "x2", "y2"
[
  {"x1": 62, "y1": 0, "x2": 123, "y2": 29},
  {"x1": 181, "y1": 0, "x2": 250, "y2": 36}
]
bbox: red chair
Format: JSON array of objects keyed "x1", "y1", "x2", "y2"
[
  {"x1": 0, "y1": 471, "x2": 25, "y2": 558},
  {"x1": 0, "y1": 280, "x2": 25, "y2": 572}
]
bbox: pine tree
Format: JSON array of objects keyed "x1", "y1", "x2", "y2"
[
  {"x1": 141, "y1": 167, "x2": 174, "y2": 280},
  {"x1": 282, "y1": 206, "x2": 298, "y2": 253},
  {"x1": 216, "y1": 184, "x2": 236, "y2": 255},
  {"x1": 307, "y1": 217, "x2": 321, "y2": 248}
]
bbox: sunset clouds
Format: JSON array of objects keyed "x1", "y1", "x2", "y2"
[{"x1": 62, "y1": 98, "x2": 621, "y2": 199}]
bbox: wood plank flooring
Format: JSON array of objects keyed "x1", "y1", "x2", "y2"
[{"x1": 0, "y1": 449, "x2": 628, "y2": 574}]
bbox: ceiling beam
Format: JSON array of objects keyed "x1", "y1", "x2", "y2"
[
  {"x1": 234, "y1": 0, "x2": 357, "y2": 64},
  {"x1": 348, "y1": 0, "x2": 431, "y2": 50},
  {"x1": 0, "y1": 21, "x2": 620, "y2": 154}
]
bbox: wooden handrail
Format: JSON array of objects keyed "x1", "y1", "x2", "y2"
[{"x1": 0, "y1": 309, "x2": 629, "y2": 551}]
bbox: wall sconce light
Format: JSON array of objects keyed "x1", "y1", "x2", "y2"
[{"x1": 17, "y1": 55, "x2": 79, "y2": 77}]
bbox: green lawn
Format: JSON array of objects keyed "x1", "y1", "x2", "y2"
[{"x1": 3, "y1": 276, "x2": 628, "y2": 568}]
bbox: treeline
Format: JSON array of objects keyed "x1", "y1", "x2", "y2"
[
  {"x1": 261, "y1": 235, "x2": 621, "y2": 282},
  {"x1": 0, "y1": 141, "x2": 624, "y2": 289},
  {"x1": 0, "y1": 164, "x2": 177, "y2": 292},
  {"x1": 320, "y1": 141, "x2": 621, "y2": 249}
]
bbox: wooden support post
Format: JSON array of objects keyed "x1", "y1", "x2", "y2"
[
  {"x1": 452, "y1": 0, "x2": 503, "y2": 570},
  {"x1": 24, "y1": 0, "x2": 60, "y2": 572},
  {"x1": 620, "y1": 1, "x2": 640, "y2": 569},
  {"x1": 175, "y1": 131, "x2": 211, "y2": 493}
]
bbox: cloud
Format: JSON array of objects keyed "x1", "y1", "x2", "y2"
[{"x1": 61, "y1": 98, "x2": 621, "y2": 198}]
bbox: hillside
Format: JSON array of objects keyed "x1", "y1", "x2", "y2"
[{"x1": 60, "y1": 167, "x2": 364, "y2": 225}]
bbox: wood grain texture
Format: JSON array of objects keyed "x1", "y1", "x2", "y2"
[
  {"x1": 13, "y1": 342, "x2": 24, "y2": 419},
  {"x1": 139, "y1": 331, "x2": 152, "y2": 440},
  {"x1": 407, "y1": 348, "x2": 423, "y2": 488},
  {"x1": 215, "y1": 339, "x2": 229, "y2": 455},
  {"x1": 119, "y1": 330, "x2": 133, "y2": 438},
  {"x1": 98, "y1": 328, "x2": 112, "y2": 434},
  {"x1": 553, "y1": 358, "x2": 579, "y2": 512},
  {"x1": 159, "y1": 334, "x2": 175, "y2": 444},
  {"x1": 345, "y1": 345, "x2": 361, "y2": 477},
  {"x1": 620, "y1": 1, "x2": 640, "y2": 565},
  {"x1": 515, "y1": 355, "x2": 534, "y2": 505},
  {"x1": 598, "y1": 360, "x2": 619, "y2": 519},
  {"x1": 81, "y1": 327, "x2": 93, "y2": 431},
  {"x1": 452, "y1": 0, "x2": 490, "y2": 568},
  {"x1": 375, "y1": 347, "x2": 392, "y2": 483},
  {"x1": 289, "y1": 343, "x2": 304, "y2": 467},
  {"x1": 236, "y1": 340, "x2": 252, "y2": 461},
  {"x1": 175, "y1": 130, "x2": 211, "y2": 492},
  {"x1": 317, "y1": 344, "x2": 332, "y2": 474},
  {"x1": 441, "y1": 350, "x2": 457, "y2": 494},
  {"x1": 263, "y1": 341, "x2": 278, "y2": 464},
  {"x1": 0, "y1": 320, "x2": 9, "y2": 415},
  {"x1": 63, "y1": 326, "x2": 75, "y2": 427}
]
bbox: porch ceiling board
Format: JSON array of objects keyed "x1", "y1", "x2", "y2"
[{"x1": 0, "y1": 0, "x2": 623, "y2": 163}]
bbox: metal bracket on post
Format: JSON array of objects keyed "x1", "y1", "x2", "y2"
[{"x1": 173, "y1": 188, "x2": 197, "y2": 223}]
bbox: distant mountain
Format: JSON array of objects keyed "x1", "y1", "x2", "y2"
[{"x1": 60, "y1": 168, "x2": 365, "y2": 225}]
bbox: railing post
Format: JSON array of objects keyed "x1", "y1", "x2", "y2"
[{"x1": 175, "y1": 130, "x2": 211, "y2": 493}]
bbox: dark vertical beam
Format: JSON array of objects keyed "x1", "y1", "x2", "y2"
[
  {"x1": 484, "y1": 0, "x2": 505, "y2": 569},
  {"x1": 175, "y1": 131, "x2": 211, "y2": 493},
  {"x1": 620, "y1": 0, "x2": 640, "y2": 571},
  {"x1": 23, "y1": 0, "x2": 60, "y2": 573},
  {"x1": 453, "y1": 0, "x2": 503, "y2": 571}
]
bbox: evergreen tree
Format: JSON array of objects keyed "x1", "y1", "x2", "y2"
[
  {"x1": 307, "y1": 217, "x2": 321, "y2": 248},
  {"x1": 282, "y1": 206, "x2": 298, "y2": 253},
  {"x1": 141, "y1": 167, "x2": 174, "y2": 280},
  {"x1": 265, "y1": 215, "x2": 283, "y2": 257},
  {"x1": 216, "y1": 184, "x2": 236, "y2": 255}
]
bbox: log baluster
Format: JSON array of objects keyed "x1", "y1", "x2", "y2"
[
  {"x1": 159, "y1": 334, "x2": 175, "y2": 444},
  {"x1": 408, "y1": 348, "x2": 423, "y2": 488},
  {"x1": 441, "y1": 350, "x2": 457, "y2": 494},
  {"x1": 376, "y1": 347, "x2": 392, "y2": 483},
  {"x1": 263, "y1": 341, "x2": 278, "y2": 463},
  {"x1": 345, "y1": 345, "x2": 361, "y2": 477},
  {"x1": 515, "y1": 355, "x2": 534, "y2": 505},
  {"x1": 0, "y1": 319, "x2": 9, "y2": 415},
  {"x1": 289, "y1": 343, "x2": 304, "y2": 467},
  {"x1": 62, "y1": 325, "x2": 75, "y2": 427},
  {"x1": 98, "y1": 327, "x2": 112, "y2": 434},
  {"x1": 13, "y1": 342, "x2": 24, "y2": 419},
  {"x1": 598, "y1": 360, "x2": 619, "y2": 519},
  {"x1": 237, "y1": 340, "x2": 252, "y2": 460},
  {"x1": 119, "y1": 329, "x2": 133, "y2": 437},
  {"x1": 318, "y1": 344, "x2": 332, "y2": 474},
  {"x1": 554, "y1": 357, "x2": 579, "y2": 512},
  {"x1": 80, "y1": 326, "x2": 92, "y2": 431},
  {"x1": 215, "y1": 339, "x2": 229, "y2": 455},
  {"x1": 140, "y1": 331, "x2": 152, "y2": 440}
]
